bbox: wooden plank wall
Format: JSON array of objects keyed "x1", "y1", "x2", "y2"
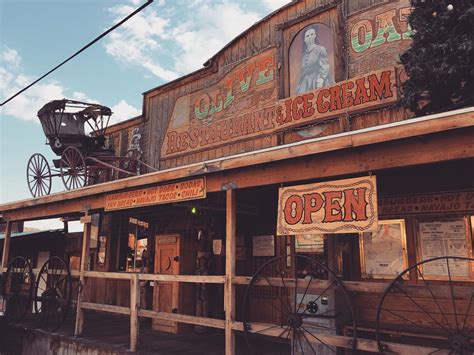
[{"x1": 143, "y1": 0, "x2": 412, "y2": 170}]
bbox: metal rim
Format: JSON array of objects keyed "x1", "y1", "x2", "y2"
[
  {"x1": 4, "y1": 256, "x2": 34, "y2": 322},
  {"x1": 60, "y1": 146, "x2": 87, "y2": 190},
  {"x1": 34, "y1": 256, "x2": 72, "y2": 332},
  {"x1": 26, "y1": 153, "x2": 52, "y2": 197},
  {"x1": 376, "y1": 256, "x2": 474, "y2": 354},
  {"x1": 242, "y1": 254, "x2": 357, "y2": 354}
]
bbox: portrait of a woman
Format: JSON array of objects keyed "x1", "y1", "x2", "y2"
[{"x1": 289, "y1": 23, "x2": 335, "y2": 96}]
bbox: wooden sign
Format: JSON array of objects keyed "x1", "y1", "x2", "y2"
[
  {"x1": 379, "y1": 190, "x2": 474, "y2": 216},
  {"x1": 162, "y1": 49, "x2": 277, "y2": 158},
  {"x1": 277, "y1": 176, "x2": 378, "y2": 235},
  {"x1": 162, "y1": 66, "x2": 397, "y2": 158},
  {"x1": 105, "y1": 178, "x2": 206, "y2": 211},
  {"x1": 348, "y1": 0, "x2": 412, "y2": 77}
]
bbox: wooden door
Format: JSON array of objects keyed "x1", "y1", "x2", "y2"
[{"x1": 152, "y1": 235, "x2": 180, "y2": 333}]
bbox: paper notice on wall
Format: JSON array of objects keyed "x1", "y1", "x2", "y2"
[
  {"x1": 361, "y1": 222, "x2": 406, "y2": 278},
  {"x1": 213, "y1": 239, "x2": 223, "y2": 255},
  {"x1": 253, "y1": 235, "x2": 275, "y2": 257},
  {"x1": 419, "y1": 220, "x2": 470, "y2": 277}
]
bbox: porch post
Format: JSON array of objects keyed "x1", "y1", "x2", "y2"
[
  {"x1": 75, "y1": 212, "x2": 92, "y2": 337},
  {"x1": 225, "y1": 189, "x2": 236, "y2": 355},
  {"x1": 1, "y1": 221, "x2": 12, "y2": 271},
  {"x1": 130, "y1": 273, "x2": 140, "y2": 351}
]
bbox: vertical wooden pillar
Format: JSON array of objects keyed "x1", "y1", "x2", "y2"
[
  {"x1": 225, "y1": 189, "x2": 236, "y2": 355},
  {"x1": 130, "y1": 273, "x2": 140, "y2": 351},
  {"x1": 1, "y1": 221, "x2": 12, "y2": 271},
  {"x1": 75, "y1": 213, "x2": 92, "y2": 337}
]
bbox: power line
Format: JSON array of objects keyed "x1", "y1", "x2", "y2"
[{"x1": 0, "y1": 0, "x2": 154, "y2": 107}]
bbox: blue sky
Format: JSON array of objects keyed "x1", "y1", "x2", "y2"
[{"x1": 0, "y1": 0, "x2": 287, "y2": 228}]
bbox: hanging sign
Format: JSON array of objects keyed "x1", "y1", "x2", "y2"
[
  {"x1": 277, "y1": 176, "x2": 378, "y2": 235},
  {"x1": 105, "y1": 177, "x2": 206, "y2": 211}
]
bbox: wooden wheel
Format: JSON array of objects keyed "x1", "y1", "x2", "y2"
[
  {"x1": 376, "y1": 256, "x2": 474, "y2": 354},
  {"x1": 242, "y1": 254, "x2": 357, "y2": 354},
  {"x1": 26, "y1": 153, "x2": 52, "y2": 197},
  {"x1": 60, "y1": 146, "x2": 87, "y2": 190},
  {"x1": 4, "y1": 256, "x2": 34, "y2": 322},
  {"x1": 34, "y1": 257, "x2": 72, "y2": 332}
]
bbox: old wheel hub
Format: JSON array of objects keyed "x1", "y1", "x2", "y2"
[
  {"x1": 287, "y1": 313, "x2": 303, "y2": 329},
  {"x1": 449, "y1": 334, "x2": 470, "y2": 352}
]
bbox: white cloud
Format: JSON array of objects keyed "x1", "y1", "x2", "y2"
[
  {"x1": 171, "y1": 2, "x2": 261, "y2": 74},
  {"x1": 0, "y1": 46, "x2": 140, "y2": 125},
  {"x1": 1, "y1": 47, "x2": 21, "y2": 69},
  {"x1": 262, "y1": 0, "x2": 290, "y2": 12},
  {"x1": 111, "y1": 99, "x2": 141, "y2": 124},
  {"x1": 104, "y1": 1, "x2": 266, "y2": 78}
]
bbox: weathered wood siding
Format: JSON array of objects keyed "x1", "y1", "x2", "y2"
[{"x1": 139, "y1": 0, "x2": 413, "y2": 170}]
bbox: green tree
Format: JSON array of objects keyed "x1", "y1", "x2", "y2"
[{"x1": 400, "y1": 0, "x2": 474, "y2": 115}]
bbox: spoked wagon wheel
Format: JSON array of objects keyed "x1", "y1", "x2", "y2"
[
  {"x1": 60, "y1": 146, "x2": 87, "y2": 190},
  {"x1": 242, "y1": 254, "x2": 357, "y2": 354},
  {"x1": 27, "y1": 153, "x2": 52, "y2": 197},
  {"x1": 4, "y1": 256, "x2": 34, "y2": 322},
  {"x1": 34, "y1": 257, "x2": 72, "y2": 332},
  {"x1": 376, "y1": 256, "x2": 474, "y2": 354}
]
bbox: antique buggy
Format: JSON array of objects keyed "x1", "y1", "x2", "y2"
[{"x1": 26, "y1": 99, "x2": 153, "y2": 198}]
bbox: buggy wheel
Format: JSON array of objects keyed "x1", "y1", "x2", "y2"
[
  {"x1": 242, "y1": 254, "x2": 357, "y2": 355},
  {"x1": 376, "y1": 256, "x2": 474, "y2": 354},
  {"x1": 34, "y1": 257, "x2": 72, "y2": 332},
  {"x1": 4, "y1": 256, "x2": 34, "y2": 322},
  {"x1": 60, "y1": 147, "x2": 87, "y2": 190},
  {"x1": 27, "y1": 153, "x2": 52, "y2": 197}
]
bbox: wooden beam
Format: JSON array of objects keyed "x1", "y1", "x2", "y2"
[
  {"x1": 231, "y1": 321, "x2": 442, "y2": 354},
  {"x1": 138, "y1": 310, "x2": 225, "y2": 329},
  {"x1": 1, "y1": 108, "x2": 472, "y2": 220},
  {"x1": 225, "y1": 189, "x2": 236, "y2": 355},
  {"x1": 130, "y1": 273, "x2": 140, "y2": 352},
  {"x1": 81, "y1": 302, "x2": 130, "y2": 315},
  {"x1": 74, "y1": 215, "x2": 91, "y2": 337},
  {"x1": 207, "y1": 127, "x2": 474, "y2": 192},
  {"x1": 1, "y1": 221, "x2": 12, "y2": 270}
]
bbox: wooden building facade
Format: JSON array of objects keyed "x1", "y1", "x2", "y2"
[{"x1": 1, "y1": 0, "x2": 473, "y2": 354}]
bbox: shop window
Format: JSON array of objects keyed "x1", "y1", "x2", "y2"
[
  {"x1": 359, "y1": 219, "x2": 409, "y2": 279},
  {"x1": 415, "y1": 217, "x2": 474, "y2": 281},
  {"x1": 121, "y1": 217, "x2": 150, "y2": 272}
]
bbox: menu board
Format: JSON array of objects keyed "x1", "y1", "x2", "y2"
[
  {"x1": 253, "y1": 235, "x2": 275, "y2": 257},
  {"x1": 360, "y1": 220, "x2": 408, "y2": 279},
  {"x1": 418, "y1": 220, "x2": 471, "y2": 278}
]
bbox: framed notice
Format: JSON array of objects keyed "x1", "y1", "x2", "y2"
[
  {"x1": 253, "y1": 235, "x2": 275, "y2": 257},
  {"x1": 417, "y1": 218, "x2": 473, "y2": 280},
  {"x1": 295, "y1": 234, "x2": 325, "y2": 253},
  {"x1": 359, "y1": 219, "x2": 408, "y2": 279}
]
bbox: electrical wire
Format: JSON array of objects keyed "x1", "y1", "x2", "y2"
[{"x1": 0, "y1": 0, "x2": 153, "y2": 107}]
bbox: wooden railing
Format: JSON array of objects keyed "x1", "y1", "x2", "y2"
[{"x1": 73, "y1": 271, "x2": 445, "y2": 354}]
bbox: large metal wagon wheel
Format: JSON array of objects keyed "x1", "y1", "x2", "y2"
[
  {"x1": 4, "y1": 256, "x2": 34, "y2": 322},
  {"x1": 242, "y1": 254, "x2": 357, "y2": 354},
  {"x1": 27, "y1": 153, "x2": 52, "y2": 197},
  {"x1": 60, "y1": 146, "x2": 87, "y2": 190},
  {"x1": 34, "y1": 256, "x2": 72, "y2": 332},
  {"x1": 376, "y1": 256, "x2": 474, "y2": 354}
]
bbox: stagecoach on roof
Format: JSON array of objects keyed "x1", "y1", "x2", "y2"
[{"x1": 26, "y1": 99, "x2": 152, "y2": 198}]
